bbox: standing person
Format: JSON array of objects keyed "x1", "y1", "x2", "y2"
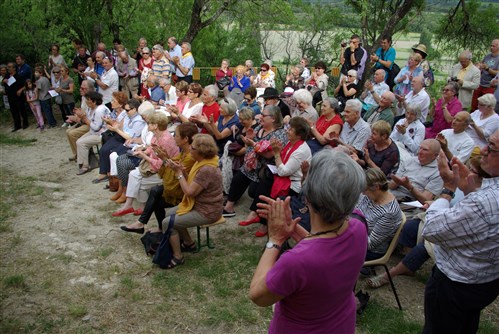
[
  {"x1": 421, "y1": 131, "x2": 499, "y2": 334},
  {"x1": 447, "y1": 50, "x2": 480, "y2": 110},
  {"x1": 339, "y1": 34, "x2": 364, "y2": 81},
  {"x1": 137, "y1": 47, "x2": 154, "y2": 99},
  {"x1": 57, "y1": 65, "x2": 75, "y2": 126},
  {"x1": 132, "y1": 37, "x2": 147, "y2": 63},
  {"x1": 90, "y1": 57, "x2": 119, "y2": 110},
  {"x1": 249, "y1": 150, "x2": 368, "y2": 334},
  {"x1": 24, "y1": 79, "x2": 44, "y2": 131},
  {"x1": 34, "y1": 67, "x2": 57, "y2": 128},
  {"x1": 48, "y1": 44, "x2": 67, "y2": 83},
  {"x1": 151, "y1": 44, "x2": 172, "y2": 80},
  {"x1": 393, "y1": 53, "x2": 423, "y2": 97},
  {"x1": 116, "y1": 47, "x2": 138, "y2": 99},
  {"x1": 371, "y1": 35, "x2": 397, "y2": 85},
  {"x1": 471, "y1": 39, "x2": 499, "y2": 111},
  {"x1": 300, "y1": 57, "x2": 310, "y2": 80},
  {"x1": 412, "y1": 44, "x2": 433, "y2": 88},
  {"x1": 172, "y1": 42, "x2": 195, "y2": 84},
  {"x1": 0, "y1": 65, "x2": 8, "y2": 109},
  {"x1": 72, "y1": 45, "x2": 90, "y2": 85},
  {"x1": 4, "y1": 62, "x2": 28, "y2": 131},
  {"x1": 165, "y1": 37, "x2": 182, "y2": 76},
  {"x1": 15, "y1": 54, "x2": 32, "y2": 84}
]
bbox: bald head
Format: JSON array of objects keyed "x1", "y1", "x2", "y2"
[
  {"x1": 459, "y1": 50, "x2": 472, "y2": 68},
  {"x1": 379, "y1": 91, "x2": 395, "y2": 107},
  {"x1": 374, "y1": 69, "x2": 386, "y2": 83},
  {"x1": 418, "y1": 139, "x2": 441, "y2": 165},
  {"x1": 426, "y1": 139, "x2": 441, "y2": 155},
  {"x1": 411, "y1": 76, "x2": 424, "y2": 93},
  {"x1": 452, "y1": 111, "x2": 471, "y2": 133}
]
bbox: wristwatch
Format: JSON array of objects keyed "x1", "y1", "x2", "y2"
[
  {"x1": 266, "y1": 241, "x2": 281, "y2": 250},
  {"x1": 440, "y1": 188, "x2": 455, "y2": 199},
  {"x1": 176, "y1": 175, "x2": 184, "y2": 180}
]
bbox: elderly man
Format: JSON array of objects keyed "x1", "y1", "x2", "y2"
[
  {"x1": 90, "y1": 57, "x2": 118, "y2": 109},
  {"x1": 360, "y1": 69, "x2": 390, "y2": 112},
  {"x1": 93, "y1": 51, "x2": 105, "y2": 76},
  {"x1": 91, "y1": 42, "x2": 113, "y2": 65},
  {"x1": 66, "y1": 80, "x2": 94, "y2": 161},
  {"x1": 395, "y1": 76, "x2": 430, "y2": 123},
  {"x1": 371, "y1": 35, "x2": 397, "y2": 85},
  {"x1": 471, "y1": 39, "x2": 499, "y2": 111},
  {"x1": 146, "y1": 75, "x2": 165, "y2": 105},
  {"x1": 260, "y1": 87, "x2": 290, "y2": 118},
  {"x1": 158, "y1": 78, "x2": 177, "y2": 106},
  {"x1": 151, "y1": 44, "x2": 172, "y2": 80},
  {"x1": 436, "y1": 111, "x2": 475, "y2": 163},
  {"x1": 389, "y1": 139, "x2": 442, "y2": 203},
  {"x1": 362, "y1": 91, "x2": 395, "y2": 126},
  {"x1": 335, "y1": 99, "x2": 371, "y2": 153},
  {"x1": 172, "y1": 42, "x2": 195, "y2": 84},
  {"x1": 447, "y1": 51, "x2": 480, "y2": 110},
  {"x1": 422, "y1": 130, "x2": 499, "y2": 334},
  {"x1": 116, "y1": 48, "x2": 138, "y2": 99},
  {"x1": 165, "y1": 37, "x2": 182, "y2": 74}
]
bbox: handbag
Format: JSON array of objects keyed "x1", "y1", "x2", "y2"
[
  {"x1": 216, "y1": 76, "x2": 230, "y2": 90},
  {"x1": 138, "y1": 159, "x2": 155, "y2": 177},
  {"x1": 152, "y1": 215, "x2": 175, "y2": 268}
]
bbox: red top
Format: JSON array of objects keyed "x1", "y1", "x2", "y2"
[
  {"x1": 315, "y1": 113, "x2": 343, "y2": 146},
  {"x1": 201, "y1": 102, "x2": 221, "y2": 134},
  {"x1": 215, "y1": 68, "x2": 233, "y2": 82}
]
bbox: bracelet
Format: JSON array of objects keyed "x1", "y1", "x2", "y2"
[{"x1": 176, "y1": 175, "x2": 183, "y2": 180}]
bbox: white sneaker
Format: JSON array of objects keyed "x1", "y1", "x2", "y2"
[{"x1": 61, "y1": 123, "x2": 69, "y2": 128}]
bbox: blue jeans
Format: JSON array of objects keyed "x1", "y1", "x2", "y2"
[
  {"x1": 61, "y1": 102, "x2": 75, "y2": 122},
  {"x1": 40, "y1": 99, "x2": 57, "y2": 126}
]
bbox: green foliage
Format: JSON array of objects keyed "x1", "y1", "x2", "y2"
[{"x1": 434, "y1": 0, "x2": 499, "y2": 60}]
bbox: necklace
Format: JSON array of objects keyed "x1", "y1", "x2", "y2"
[{"x1": 305, "y1": 220, "x2": 345, "y2": 238}]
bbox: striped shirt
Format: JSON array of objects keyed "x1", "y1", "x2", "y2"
[
  {"x1": 151, "y1": 57, "x2": 172, "y2": 79},
  {"x1": 356, "y1": 194, "x2": 402, "y2": 254},
  {"x1": 423, "y1": 177, "x2": 499, "y2": 284}
]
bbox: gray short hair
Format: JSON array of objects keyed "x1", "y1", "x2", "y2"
[
  {"x1": 264, "y1": 105, "x2": 283, "y2": 129},
  {"x1": 477, "y1": 94, "x2": 496, "y2": 108},
  {"x1": 295, "y1": 64, "x2": 304, "y2": 75},
  {"x1": 153, "y1": 44, "x2": 164, "y2": 53},
  {"x1": 96, "y1": 51, "x2": 105, "y2": 59},
  {"x1": 159, "y1": 78, "x2": 171, "y2": 86},
  {"x1": 345, "y1": 99, "x2": 362, "y2": 114},
  {"x1": 238, "y1": 107, "x2": 254, "y2": 120},
  {"x1": 142, "y1": 46, "x2": 151, "y2": 54},
  {"x1": 325, "y1": 97, "x2": 340, "y2": 112},
  {"x1": 220, "y1": 97, "x2": 238, "y2": 116},
  {"x1": 406, "y1": 103, "x2": 422, "y2": 120},
  {"x1": 182, "y1": 42, "x2": 191, "y2": 51},
  {"x1": 81, "y1": 80, "x2": 95, "y2": 92},
  {"x1": 347, "y1": 69, "x2": 358, "y2": 78},
  {"x1": 293, "y1": 89, "x2": 313, "y2": 105},
  {"x1": 204, "y1": 85, "x2": 218, "y2": 99},
  {"x1": 245, "y1": 59, "x2": 254, "y2": 67},
  {"x1": 302, "y1": 150, "x2": 366, "y2": 223}
]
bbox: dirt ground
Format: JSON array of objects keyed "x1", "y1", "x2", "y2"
[{"x1": 0, "y1": 120, "x2": 497, "y2": 333}]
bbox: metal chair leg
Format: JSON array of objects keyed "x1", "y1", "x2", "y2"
[{"x1": 383, "y1": 264, "x2": 402, "y2": 310}]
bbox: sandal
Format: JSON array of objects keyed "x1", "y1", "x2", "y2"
[
  {"x1": 356, "y1": 290, "x2": 370, "y2": 315},
  {"x1": 166, "y1": 256, "x2": 185, "y2": 270},
  {"x1": 180, "y1": 241, "x2": 197, "y2": 253},
  {"x1": 76, "y1": 167, "x2": 89, "y2": 175},
  {"x1": 367, "y1": 274, "x2": 389, "y2": 289}
]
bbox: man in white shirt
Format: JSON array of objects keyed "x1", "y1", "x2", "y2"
[
  {"x1": 447, "y1": 50, "x2": 480, "y2": 110},
  {"x1": 360, "y1": 69, "x2": 389, "y2": 112},
  {"x1": 395, "y1": 76, "x2": 430, "y2": 123},
  {"x1": 335, "y1": 99, "x2": 371, "y2": 152},
  {"x1": 165, "y1": 37, "x2": 182, "y2": 74},
  {"x1": 436, "y1": 111, "x2": 475, "y2": 163},
  {"x1": 90, "y1": 57, "x2": 118, "y2": 109}
]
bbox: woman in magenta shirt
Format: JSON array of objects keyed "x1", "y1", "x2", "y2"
[
  {"x1": 250, "y1": 150, "x2": 368, "y2": 334},
  {"x1": 425, "y1": 82, "x2": 462, "y2": 139}
]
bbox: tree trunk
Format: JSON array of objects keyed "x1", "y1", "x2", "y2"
[{"x1": 183, "y1": 0, "x2": 232, "y2": 43}]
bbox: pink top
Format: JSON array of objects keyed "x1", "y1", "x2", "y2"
[
  {"x1": 146, "y1": 131, "x2": 179, "y2": 172},
  {"x1": 215, "y1": 68, "x2": 233, "y2": 82},
  {"x1": 266, "y1": 217, "x2": 368, "y2": 334},
  {"x1": 176, "y1": 97, "x2": 189, "y2": 114},
  {"x1": 425, "y1": 96, "x2": 462, "y2": 139}
]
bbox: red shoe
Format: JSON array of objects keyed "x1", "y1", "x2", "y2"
[
  {"x1": 112, "y1": 207, "x2": 135, "y2": 217},
  {"x1": 254, "y1": 230, "x2": 268, "y2": 237},
  {"x1": 134, "y1": 208, "x2": 144, "y2": 216},
  {"x1": 238, "y1": 216, "x2": 260, "y2": 226}
]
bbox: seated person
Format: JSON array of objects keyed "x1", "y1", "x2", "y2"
[
  {"x1": 363, "y1": 91, "x2": 395, "y2": 127},
  {"x1": 335, "y1": 69, "x2": 359, "y2": 110},
  {"x1": 261, "y1": 87, "x2": 290, "y2": 118},
  {"x1": 356, "y1": 168, "x2": 402, "y2": 260},
  {"x1": 287, "y1": 89, "x2": 318, "y2": 124},
  {"x1": 352, "y1": 120, "x2": 399, "y2": 176},
  {"x1": 390, "y1": 103, "x2": 426, "y2": 156},
  {"x1": 163, "y1": 134, "x2": 223, "y2": 267},
  {"x1": 145, "y1": 75, "x2": 165, "y2": 105},
  {"x1": 198, "y1": 84, "x2": 220, "y2": 134},
  {"x1": 157, "y1": 78, "x2": 177, "y2": 106},
  {"x1": 284, "y1": 64, "x2": 305, "y2": 91},
  {"x1": 425, "y1": 82, "x2": 462, "y2": 139},
  {"x1": 307, "y1": 97, "x2": 343, "y2": 154},
  {"x1": 436, "y1": 111, "x2": 475, "y2": 163},
  {"x1": 466, "y1": 94, "x2": 499, "y2": 149},
  {"x1": 170, "y1": 82, "x2": 203, "y2": 124},
  {"x1": 239, "y1": 86, "x2": 261, "y2": 115},
  {"x1": 121, "y1": 123, "x2": 198, "y2": 233},
  {"x1": 253, "y1": 63, "x2": 275, "y2": 88},
  {"x1": 389, "y1": 139, "x2": 442, "y2": 203},
  {"x1": 334, "y1": 99, "x2": 371, "y2": 153},
  {"x1": 359, "y1": 69, "x2": 389, "y2": 112},
  {"x1": 305, "y1": 61, "x2": 329, "y2": 106}
]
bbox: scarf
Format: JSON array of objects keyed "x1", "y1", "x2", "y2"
[
  {"x1": 181, "y1": 52, "x2": 192, "y2": 59},
  {"x1": 176, "y1": 155, "x2": 219, "y2": 215}
]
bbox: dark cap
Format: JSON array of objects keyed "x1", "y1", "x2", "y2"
[{"x1": 260, "y1": 87, "x2": 279, "y2": 99}]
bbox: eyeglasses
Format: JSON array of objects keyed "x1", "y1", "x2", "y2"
[
  {"x1": 125, "y1": 108, "x2": 132, "y2": 112},
  {"x1": 316, "y1": 68, "x2": 323, "y2": 71},
  {"x1": 191, "y1": 146, "x2": 197, "y2": 151},
  {"x1": 53, "y1": 71, "x2": 60, "y2": 74},
  {"x1": 442, "y1": 88, "x2": 451, "y2": 92},
  {"x1": 347, "y1": 75, "x2": 354, "y2": 77},
  {"x1": 261, "y1": 114, "x2": 272, "y2": 118},
  {"x1": 142, "y1": 52, "x2": 150, "y2": 55},
  {"x1": 485, "y1": 143, "x2": 499, "y2": 154}
]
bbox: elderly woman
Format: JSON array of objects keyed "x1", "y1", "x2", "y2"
[
  {"x1": 353, "y1": 120, "x2": 400, "y2": 176},
  {"x1": 289, "y1": 89, "x2": 319, "y2": 123},
  {"x1": 335, "y1": 69, "x2": 359, "y2": 110},
  {"x1": 138, "y1": 46, "x2": 154, "y2": 99},
  {"x1": 94, "y1": 98, "x2": 146, "y2": 183},
  {"x1": 390, "y1": 103, "x2": 426, "y2": 155},
  {"x1": 357, "y1": 167, "x2": 402, "y2": 260},
  {"x1": 229, "y1": 65, "x2": 251, "y2": 105},
  {"x1": 425, "y1": 82, "x2": 462, "y2": 139},
  {"x1": 305, "y1": 61, "x2": 329, "y2": 105},
  {"x1": 228, "y1": 107, "x2": 258, "y2": 172},
  {"x1": 249, "y1": 150, "x2": 368, "y2": 333},
  {"x1": 466, "y1": 94, "x2": 499, "y2": 148},
  {"x1": 223, "y1": 105, "x2": 288, "y2": 219},
  {"x1": 75, "y1": 92, "x2": 110, "y2": 175},
  {"x1": 48, "y1": 44, "x2": 67, "y2": 81},
  {"x1": 393, "y1": 53, "x2": 423, "y2": 97},
  {"x1": 112, "y1": 113, "x2": 179, "y2": 216},
  {"x1": 121, "y1": 123, "x2": 198, "y2": 233},
  {"x1": 254, "y1": 63, "x2": 275, "y2": 88},
  {"x1": 284, "y1": 64, "x2": 305, "y2": 91},
  {"x1": 193, "y1": 97, "x2": 240, "y2": 155},
  {"x1": 170, "y1": 82, "x2": 203, "y2": 123},
  {"x1": 151, "y1": 44, "x2": 171, "y2": 80},
  {"x1": 163, "y1": 134, "x2": 223, "y2": 267},
  {"x1": 215, "y1": 58, "x2": 232, "y2": 82},
  {"x1": 307, "y1": 97, "x2": 344, "y2": 154}
]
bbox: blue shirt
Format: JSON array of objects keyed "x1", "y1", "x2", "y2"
[
  {"x1": 239, "y1": 100, "x2": 261, "y2": 115},
  {"x1": 229, "y1": 76, "x2": 250, "y2": 93},
  {"x1": 149, "y1": 85, "x2": 165, "y2": 103},
  {"x1": 375, "y1": 46, "x2": 396, "y2": 80}
]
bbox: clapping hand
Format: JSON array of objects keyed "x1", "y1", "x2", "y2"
[
  {"x1": 395, "y1": 121, "x2": 408, "y2": 134},
  {"x1": 257, "y1": 196, "x2": 301, "y2": 244},
  {"x1": 270, "y1": 137, "x2": 283, "y2": 155},
  {"x1": 435, "y1": 133, "x2": 448, "y2": 149}
]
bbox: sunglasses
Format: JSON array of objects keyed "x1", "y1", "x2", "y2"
[
  {"x1": 260, "y1": 69, "x2": 267, "y2": 72},
  {"x1": 142, "y1": 52, "x2": 150, "y2": 55},
  {"x1": 347, "y1": 75, "x2": 354, "y2": 77},
  {"x1": 53, "y1": 71, "x2": 60, "y2": 74},
  {"x1": 125, "y1": 108, "x2": 132, "y2": 112}
]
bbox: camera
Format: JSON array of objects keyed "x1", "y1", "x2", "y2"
[
  {"x1": 450, "y1": 76, "x2": 458, "y2": 82},
  {"x1": 341, "y1": 42, "x2": 347, "y2": 48}
]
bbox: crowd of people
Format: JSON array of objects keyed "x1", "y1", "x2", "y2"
[{"x1": 0, "y1": 35, "x2": 498, "y2": 333}]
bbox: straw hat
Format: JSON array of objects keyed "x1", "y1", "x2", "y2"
[{"x1": 412, "y1": 44, "x2": 428, "y2": 57}]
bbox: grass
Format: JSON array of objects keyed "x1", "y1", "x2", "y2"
[
  {"x1": 0, "y1": 133, "x2": 37, "y2": 146},
  {"x1": 3, "y1": 275, "x2": 27, "y2": 289},
  {"x1": 358, "y1": 300, "x2": 422, "y2": 333}
]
